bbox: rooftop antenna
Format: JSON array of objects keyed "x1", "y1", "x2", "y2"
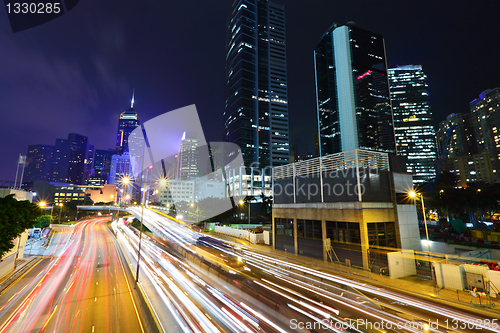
[{"x1": 131, "y1": 88, "x2": 135, "y2": 108}]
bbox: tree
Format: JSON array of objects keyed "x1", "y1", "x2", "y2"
[
  {"x1": 0, "y1": 195, "x2": 41, "y2": 258},
  {"x1": 168, "y1": 204, "x2": 177, "y2": 217},
  {"x1": 34, "y1": 215, "x2": 51, "y2": 229}
]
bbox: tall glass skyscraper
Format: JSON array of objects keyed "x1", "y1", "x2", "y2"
[
  {"x1": 388, "y1": 65, "x2": 436, "y2": 183},
  {"x1": 116, "y1": 92, "x2": 140, "y2": 156},
  {"x1": 52, "y1": 133, "x2": 89, "y2": 184},
  {"x1": 315, "y1": 22, "x2": 395, "y2": 156},
  {"x1": 176, "y1": 132, "x2": 200, "y2": 180},
  {"x1": 24, "y1": 144, "x2": 54, "y2": 184},
  {"x1": 224, "y1": 0, "x2": 290, "y2": 168}
]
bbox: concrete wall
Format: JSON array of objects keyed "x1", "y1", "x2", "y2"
[
  {"x1": 0, "y1": 254, "x2": 16, "y2": 280},
  {"x1": 388, "y1": 249, "x2": 417, "y2": 279},
  {"x1": 273, "y1": 203, "x2": 396, "y2": 269},
  {"x1": 0, "y1": 188, "x2": 34, "y2": 202},
  {"x1": 17, "y1": 231, "x2": 29, "y2": 260},
  {"x1": 487, "y1": 270, "x2": 500, "y2": 297},
  {"x1": 396, "y1": 205, "x2": 420, "y2": 251},
  {"x1": 263, "y1": 230, "x2": 270, "y2": 245},
  {"x1": 213, "y1": 226, "x2": 264, "y2": 244},
  {"x1": 433, "y1": 263, "x2": 466, "y2": 290},
  {"x1": 420, "y1": 240, "x2": 494, "y2": 257}
]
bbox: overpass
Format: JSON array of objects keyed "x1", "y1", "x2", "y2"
[{"x1": 77, "y1": 205, "x2": 122, "y2": 211}]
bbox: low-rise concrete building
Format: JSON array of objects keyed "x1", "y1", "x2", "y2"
[{"x1": 272, "y1": 149, "x2": 420, "y2": 270}]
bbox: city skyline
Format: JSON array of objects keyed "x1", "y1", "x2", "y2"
[
  {"x1": 224, "y1": 0, "x2": 290, "y2": 168},
  {"x1": 1, "y1": 0, "x2": 500, "y2": 180}
]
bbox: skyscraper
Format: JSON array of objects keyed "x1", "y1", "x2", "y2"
[
  {"x1": 109, "y1": 154, "x2": 133, "y2": 185},
  {"x1": 315, "y1": 22, "x2": 395, "y2": 156},
  {"x1": 224, "y1": 0, "x2": 290, "y2": 168},
  {"x1": 438, "y1": 113, "x2": 475, "y2": 158},
  {"x1": 90, "y1": 149, "x2": 117, "y2": 185},
  {"x1": 52, "y1": 133, "x2": 89, "y2": 184},
  {"x1": 469, "y1": 87, "x2": 500, "y2": 181},
  {"x1": 24, "y1": 144, "x2": 54, "y2": 184},
  {"x1": 176, "y1": 132, "x2": 200, "y2": 180},
  {"x1": 388, "y1": 65, "x2": 436, "y2": 183},
  {"x1": 116, "y1": 92, "x2": 140, "y2": 156}
]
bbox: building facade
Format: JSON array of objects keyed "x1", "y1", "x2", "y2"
[
  {"x1": 272, "y1": 149, "x2": 419, "y2": 269},
  {"x1": 224, "y1": 0, "x2": 290, "y2": 169},
  {"x1": 315, "y1": 22, "x2": 395, "y2": 156},
  {"x1": 176, "y1": 132, "x2": 200, "y2": 180},
  {"x1": 24, "y1": 144, "x2": 54, "y2": 184},
  {"x1": 388, "y1": 65, "x2": 436, "y2": 183},
  {"x1": 158, "y1": 180, "x2": 195, "y2": 205},
  {"x1": 469, "y1": 88, "x2": 500, "y2": 182},
  {"x1": 444, "y1": 153, "x2": 495, "y2": 187},
  {"x1": 437, "y1": 88, "x2": 500, "y2": 186},
  {"x1": 109, "y1": 154, "x2": 133, "y2": 185},
  {"x1": 438, "y1": 113, "x2": 476, "y2": 158},
  {"x1": 52, "y1": 133, "x2": 89, "y2": 185},
  {"x1": 88, "y1": 149, "x2": 117, "y2": 185},
  {"x1": 116, "y1": 93, "x2": 140, "y2": 156}
]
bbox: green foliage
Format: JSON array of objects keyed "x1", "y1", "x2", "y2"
[
  {"x1": 0, "y1": 195, "x2": 41, "y2": 257},
  {"x1": 168, "y1": 204, "x2": 177, "y2": 217},
  {"x1": 130, "y1": 218, "x2": 151, "y2": 233},
  {"x1": 430, "y1": 175, "x2": 500, "y2": 223},
  {"x1": 34, "y1": 215, "x2": 52, "y2": 229}
]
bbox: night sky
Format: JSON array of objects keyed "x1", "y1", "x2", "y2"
[{"x1": 1, "y1": 0, "x2": 499, "y2": 181}]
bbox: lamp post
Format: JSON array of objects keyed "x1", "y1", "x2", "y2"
[
  {"x1": 122, "y1": 176, "x2": 130, "y2": 205},
  {"x1": 409, "y1": 191, "x2": 431, "y2": 253},
  {"x1": 58, "y1": 203, "x2": 63, "y2": 224},
  {"x1": 39, "y1": 201, "x2": 46, "y2": 218},
  {"x1": 239, "y1": 199, "x2": 250, "y2": 226},
  {"x1": 409, "y1": 190, "x2": 436, "y2": 291},
  {"x1": 109, "y1": 194, "x2": 114, "y2": 216},
  {"x1": 190, "y1": 202, "x2": 198, "y2": 223}
]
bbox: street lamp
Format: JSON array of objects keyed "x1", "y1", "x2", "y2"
[
  {"x1": 190, "y1": 202, "x2": 198, "y2": 223},
  {"x1": 239, "y1": 199, "x2": 250, "y2": 226},
  {"x1": 57, "y1": 203, "x2": 64, "y2": 224},
  {"x1": 409, "y1": 190, "x2": 436, "y2": 292},
  {"x1": 109, "y1": 194, "x2": 114, "y2": 215},
  {"x1": 38, "y1": 201, "x2": 46, "y2": 226},
  {"x1": 409, "y1": 191, "x2": 431, "y2": 254}
]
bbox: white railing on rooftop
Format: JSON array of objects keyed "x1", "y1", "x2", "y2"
[{"x1": 273, "y1": 149, "x2": 390, "y2": 180}]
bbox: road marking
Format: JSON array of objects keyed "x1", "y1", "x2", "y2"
[
  {"x1": 114, "y1": 236, "x2": 145, "y2": 333},
  {"x1": 42, "y1": 304, "x2": 58, "y2": 330}
]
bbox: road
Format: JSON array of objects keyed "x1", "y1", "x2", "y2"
[
  {"x1": 123, "y1": 207, "x2": 500, "y2": 333},
  {"x1": 0, "y1": 217, "x2": 145, "y2": 333}
]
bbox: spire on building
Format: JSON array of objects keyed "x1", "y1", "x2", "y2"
[{"x1": 131, "y1": 88, "x2": 135, "y2": 108}]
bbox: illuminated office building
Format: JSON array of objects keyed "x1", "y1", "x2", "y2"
[
  {"x1": 224, "y1": 0, "x2": 290, "y2": 168},
  {"x1": 469, "y1": 88, "x2": 500, "y2": 182},
  {"x1": 24, "y1": 144, "x2": 54, "y2": 184},
  {"x1": 116, "y1": 92, "x2": 140, "y2": 156},
  {"x1": 315, "y1": 22, "x2": 395, "y2": 156},
  {"x1": 52, "y1": 133, "x2": 89, "y2": 185},
  {"x1": 388, "y1": 65, "x2": 436, "y2": 183},
  {"x1": 176, "y1": 132, "x2": 200, "y2": 180},
  {"x1": 438, "y1": 113, "x2": 475, "y2": 158}
]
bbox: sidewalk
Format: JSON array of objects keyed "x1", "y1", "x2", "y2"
[
  {"x1": 208, "y1": 232, "x2": 500, "y2": 316},
  {"x1": 0, "y1": 256, "x2": 42, "y2": 295}
]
